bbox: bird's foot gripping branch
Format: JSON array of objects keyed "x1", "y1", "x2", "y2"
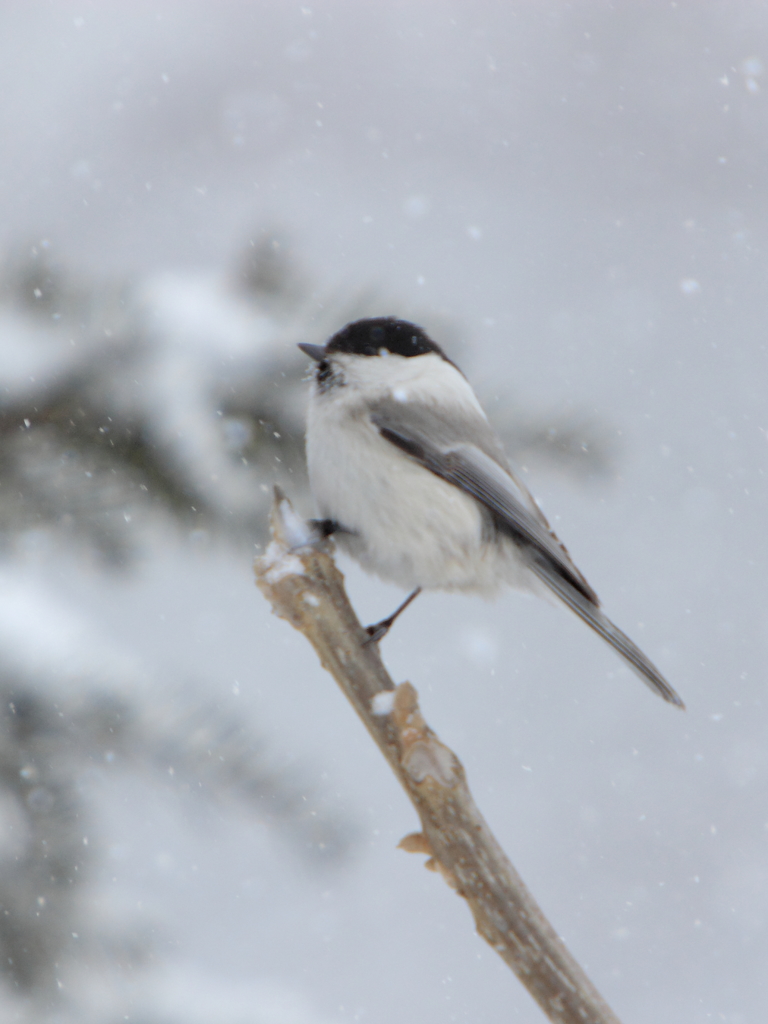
[{"x1": 254, "y1": 488, "x2": 623, "y2": 1024}]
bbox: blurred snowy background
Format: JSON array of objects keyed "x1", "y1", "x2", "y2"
[{"x1": 0, "y1": 2, "x2": 766, "y2": 1022}]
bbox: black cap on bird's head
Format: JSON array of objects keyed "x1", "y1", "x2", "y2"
[
  {"x1": 298, "y1": 317, "x2": 452, "y2": 365},
  {"x1": 326, "y1": 317, "x2": 447, "y2": 359}
]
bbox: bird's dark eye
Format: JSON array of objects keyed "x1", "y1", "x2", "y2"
[{"x1": 317, "y1": 360, "x2": 331, "y2": 383}]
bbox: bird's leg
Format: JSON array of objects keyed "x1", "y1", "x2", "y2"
[{"x1": 364, "y1": 588, "x2": 422, "y2": 645}]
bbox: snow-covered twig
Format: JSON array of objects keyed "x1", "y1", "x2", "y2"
[{"x1": 254, "y1": 489, "x2": 623, "y2": 1024}]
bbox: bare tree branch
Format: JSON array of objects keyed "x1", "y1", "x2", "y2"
[{"x1": 254, "y1": 489, "x2": 623, "y2": 1024}]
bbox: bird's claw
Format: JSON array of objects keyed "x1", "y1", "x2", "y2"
[{"x1": 363, "y1": 621, "x2": 391, "y2": 645}]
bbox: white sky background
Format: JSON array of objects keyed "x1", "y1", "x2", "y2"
[{"x1": 2, "y1": 2, "x2": 768, "y2": 1022}]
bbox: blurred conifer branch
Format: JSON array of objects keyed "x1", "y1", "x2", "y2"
[
  {"x1": 0, "y1": 239, "x2": 316, "y2": 562},
  {"x1": 255, "y1": 490, "x2": 622, "y2": 1024},
  {"x1": 0, "y1": 670, "x2": 351, "y2": 1004}
]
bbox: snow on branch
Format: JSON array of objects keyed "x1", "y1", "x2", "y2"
[{"x1": 254, "y1": 489, "x2": 623, "y2": 1024}]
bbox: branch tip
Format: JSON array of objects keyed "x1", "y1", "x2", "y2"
[
  {"x1": 269, "y1": 485, "x2": 321, "y2": 551},
  {"x1": 256, "y1": 488, "x2": 326, "y2": 587}
]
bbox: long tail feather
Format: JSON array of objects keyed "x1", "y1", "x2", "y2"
[{"x1": 529, "y1": 557, "x2": 685, "y2": 708}]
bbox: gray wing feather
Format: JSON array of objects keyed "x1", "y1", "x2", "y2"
[
  {"x1": 370, "y1": 398, "x2": 597, "y2": 602},
  {"x1": 428, "y1": 441, "x2": 599, "y2": 604},
  {"x1": 371, "y1": 398, "x2": 684, "y2": 707}
]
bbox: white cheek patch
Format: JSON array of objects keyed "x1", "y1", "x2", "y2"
[{"x1": 393, "y1": 388, "x2": 409, "y2": 403}]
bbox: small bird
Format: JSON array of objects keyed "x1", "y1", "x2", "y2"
[{"x1": 299, "y1": 317, "x2": 683, "y2": 708}]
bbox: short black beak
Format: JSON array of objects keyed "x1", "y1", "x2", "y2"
[{"x1": 298, "y1": 343, "x2": 326, "y2": 362}]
